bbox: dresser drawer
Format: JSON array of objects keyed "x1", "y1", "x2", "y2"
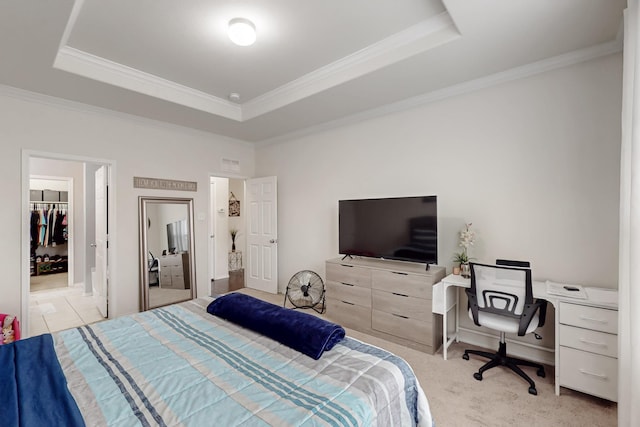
[
  {"x1": 170, "y1": 274, "x2": 185, "y2": 289},
  {"x1": 559, "y1": 324, "x2": 617, "y2": 358},
  {"x1": 371, "y1": 270, "x2": 431, "y2": 299},
  {"x1": 372, "y1": 289, "x2": 430, "y2": 322},
  {"x1": 372, "y1": 309, "x2": 431, "y2": 345},
  {"x1": 326, "y1": 298, "x2": 371, "y2": 331},
  {"x1": 559, "y1": 302, "x2": 618, "y2": 334},
  {"x1": 326, "y1": 262, "x2": 371, "y2": 288},
  {"x1": 559, "y1": 346, "x2": 618, "y2": 402},
  {"x1": 160, "y1": 271, "x2": 172, "y2": 283},
  {"x1": 326, "y1": 280, "x2": 371, "y2": 307}
]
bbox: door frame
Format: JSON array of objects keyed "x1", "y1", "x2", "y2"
[{"x1": 21, "y1": 149, "x2": 117, "y2": 337}]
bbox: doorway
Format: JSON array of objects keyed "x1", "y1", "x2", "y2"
[
  {"x1": 22, "y1": 154, "x2": 112, "y2": 337},
  {"x1": 209, "y1": 176, "x2": 246, "y2": 296}
]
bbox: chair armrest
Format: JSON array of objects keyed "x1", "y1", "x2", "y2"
[
  {"x1": 465, "y1": 288, "x2": 481, "y2": 327},
  {"x1": 517, "y1": 299, "x2": 547, "y2": 336}
]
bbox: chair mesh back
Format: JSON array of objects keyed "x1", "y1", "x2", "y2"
[{"x1": 472, "y1": 264, "x2": 528, "y2": 316}]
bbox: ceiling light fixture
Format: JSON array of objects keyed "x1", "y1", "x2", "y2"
[
  {"x1": 229, "y1": 92, "x2": 241, "y2": 102},
  {"x1": 228, "y1": 18, "x2": 256, "y2": 46}
]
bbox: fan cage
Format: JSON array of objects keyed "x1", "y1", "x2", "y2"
[{"x1": 284, "y1": 270, "x2": 326, "y2": 314}]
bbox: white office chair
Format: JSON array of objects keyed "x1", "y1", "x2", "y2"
[{"x1": 462, "y1": 260, "x2": 547, "y2": 395}]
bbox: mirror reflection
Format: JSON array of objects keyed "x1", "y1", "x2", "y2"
[{"x1": 139, "y1": 197, "x2": 196, "y2": 310}]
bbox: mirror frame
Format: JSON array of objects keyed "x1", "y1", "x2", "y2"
[{"x1": 138, "y1": 196, "x2": 196, "y2": 311}]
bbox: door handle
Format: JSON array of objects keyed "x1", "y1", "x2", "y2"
[
  {"x1": 269, "y1": 239, "x2": 278, "y2": 244},
  {"x1": 90, "y1": 243, "x2": 97, "y2": 247}
]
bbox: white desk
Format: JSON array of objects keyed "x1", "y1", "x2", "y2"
[{"x1": 432, "y1": 274, "x2": 619, "y2": 400}]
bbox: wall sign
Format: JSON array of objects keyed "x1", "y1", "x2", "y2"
[{"x1": 133, "y1": 177, "x2": 197, "y2": 192}]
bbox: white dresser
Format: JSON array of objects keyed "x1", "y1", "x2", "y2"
[
  {"x1": 159, "y1": 253, "x2": 191, "y2": 289},
  {"x1": 558, "y1": 301, "x2": 618, "y2": 401}
]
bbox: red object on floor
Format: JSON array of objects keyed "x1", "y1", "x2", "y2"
[{"x1": 0, "y1": 313, "x2": 21, "y2": 342}]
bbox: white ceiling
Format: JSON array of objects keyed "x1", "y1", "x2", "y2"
[{"x1": 0, "y1": 0, "x2": 626, "y2": 143}]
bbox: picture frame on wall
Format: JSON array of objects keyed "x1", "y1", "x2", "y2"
[{"x1": 229, "y1": 192, "x2": 240, "y2": 217}]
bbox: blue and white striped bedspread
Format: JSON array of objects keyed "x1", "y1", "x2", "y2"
[{"x1": 53, "y1": 299, "x2": 433, "y2": 426}]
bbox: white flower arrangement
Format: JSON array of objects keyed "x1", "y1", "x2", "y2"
[{"x1": 453, "y1": 223, "x2": 475, "y2": 264}]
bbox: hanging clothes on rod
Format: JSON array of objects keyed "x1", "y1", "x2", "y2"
[{"x1": 29, "y1": 202, "x2": 68, "y2": 250}]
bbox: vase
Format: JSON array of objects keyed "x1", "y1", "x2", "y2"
[
  {"x1": 232, "y1": 242, "x2": 236, "y2": 252},
  {"x1": 460, "y1": 262, "x2": 470, "y2": 278}
]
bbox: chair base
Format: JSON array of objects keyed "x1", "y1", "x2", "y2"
[{"x1": 463, "y1": 340, "x2": 545, "y2": 395}]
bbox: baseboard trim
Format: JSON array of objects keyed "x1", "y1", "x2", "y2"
[{"x1": 457, "y1": 327, "x2": 555, "y2": 366}]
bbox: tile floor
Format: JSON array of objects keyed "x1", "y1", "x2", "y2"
[{"x1": 29, "y1": 278, "x2": 105, "y2": 336}]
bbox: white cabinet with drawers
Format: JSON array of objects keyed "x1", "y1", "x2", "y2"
[
  {"x1": 558, "y1": 301, "x2": 618, "y2": 401},
  {"x1": 325, "y1": 257, "x2": 445, "y2": 354},
  {"x1": 159, "y1": 253, "x2": 191, "y2": 290}
]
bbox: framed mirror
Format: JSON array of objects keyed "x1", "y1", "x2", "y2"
[{"x1": 139, "y1": 197, "x2": 196, "y2": 311}]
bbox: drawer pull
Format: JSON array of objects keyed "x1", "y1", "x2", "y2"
[
  {"x1": 340, "y1": 282, "x2": 354, "y2": 287},
  {"x1": 341, "y1": 301, "x2": 355, "y2": 305},
  {"x1": 392, "y1": 313, "x2": 409, "y2": 319},
  {"x1": 392, "y1": 292, "x2": 409, "y2": 298},
  {"x1": 392, "y1": 271, "x2": 408, "y2": 275},
  {"x1": 578, "y1": 315, "x2": 608, "y2": 324},
  {"x1": 579, "y1": 338, "x2": 607, "y2": 348},
  {"x1": 579, "y1": 369, "x2": 608, "y2": 380},
  {"x1": 341, "y1": 264, "x2": 354, "y2": 268}
]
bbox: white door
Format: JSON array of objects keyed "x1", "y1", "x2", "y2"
[
  {"x1": 93, "y1": 165, "x2": 108, "y2": 317},
  {"x1": 246, "y1": 176, "x2": 278, "y2": 293}
]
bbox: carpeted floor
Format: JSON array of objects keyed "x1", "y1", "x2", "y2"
[{"x1": 233, "y1": 287, "x2": 617, "y2": 427}]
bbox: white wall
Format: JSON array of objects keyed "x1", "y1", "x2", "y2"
[
  {"x1": 212, "y1": 177, "x2": 230, "y2": 280},
  {"x1": 229, "y1": 178, "x2": 245, "y2": 253},
  {"x1": 1, "y1": 92, "x2": 255, "y2": 324},
  {"x1": 255, "y1": 53, "x2": 622, "y2": 295}
]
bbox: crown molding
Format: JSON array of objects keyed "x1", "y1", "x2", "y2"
[
  {"x1": 0, "y1": 84, "x2": 253, "y2": 148},
  {"x1": 242, "y1": 12, "x2": 461, "y2": 120},
  {"x1": 52, "y1": 10, "x2": 459, "y2": 123},
  {"x1": 256, "y1": 39, "x2": 623, "y2": 148},
  {"x1": 53, "y1": 46, "x2": 242, "y2": 121}
]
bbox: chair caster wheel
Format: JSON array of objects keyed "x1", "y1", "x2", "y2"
[
  {"x1": 473, "y1": 372, "x2": 483, "y2": 381},
  {"x1": 528, "y1": 387, "x2": 537, "y2": 395},
  {"x1": 537, "y1": 369, "x2": 545, "y2": 378},
  {"x1": 462, "y1": 354, "x2": 469, "y2": 360}
]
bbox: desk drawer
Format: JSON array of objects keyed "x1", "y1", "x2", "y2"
[
  {"x1": 326, "y1": 280, "x2": 371, "y2": 307},
  {"x1": 372, "y1": 309, "x2": 431, "y2": 345},
  {"x1": 559, "y1": 324, "x2": 617, "y2": 358},
  {"x1": 371, "y1": 270, "x2": 431, "y2": 298},
  {"x1": 326, "y1": 263, "x2": 371, "y2": 288},
  {"x1": 559, "y1": 302, "x2": 618, "y2": 334},
  {"x1": 372, "y1": 289, "x2": 430, "y2": 322},
  {"x1": 559, "y1": 346, "x2": 617, "y2": 402}
]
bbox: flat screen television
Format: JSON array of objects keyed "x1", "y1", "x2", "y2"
[
  {"x1": 339, "y1": 196, "x2": 437, "y2": 265},
  {"x1": 167, "y1": 219, "x2": 189, "y2": 253}
]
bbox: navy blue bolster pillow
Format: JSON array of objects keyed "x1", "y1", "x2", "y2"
[{"x1": 207, "y1": 293, "x2": 345, "y2": 360}]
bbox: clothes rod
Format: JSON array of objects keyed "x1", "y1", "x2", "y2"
[{"x1": 30, "y1": 201, "x2": 69, "y2": 205}]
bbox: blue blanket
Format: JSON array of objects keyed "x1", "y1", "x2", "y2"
[
  {"x1": 0, "y1": 334, "x2": 84, "y2": 427},
  {"x1": 207, "y1": 292, "x2": 345, "y2": 360}
]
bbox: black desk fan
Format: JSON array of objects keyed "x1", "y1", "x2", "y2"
[{"x1": 284, "y1": 270, "x2": 326, "y2": 314}]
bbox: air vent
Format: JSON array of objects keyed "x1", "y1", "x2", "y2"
[{"x1": 221, "y1": 158, "x2": 240, "y2": 173}]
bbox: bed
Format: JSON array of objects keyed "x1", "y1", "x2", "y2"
[{"x1": 2, "y1": 294, "x2": 433, "y2": 427}]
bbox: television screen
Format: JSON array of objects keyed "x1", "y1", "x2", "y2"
[
  {"x1": 339, "y1": 196, "x2": 437, "y2": 265},
  {"x1": 167, "y1": 219, "x2": 189, "y2": 253}
]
